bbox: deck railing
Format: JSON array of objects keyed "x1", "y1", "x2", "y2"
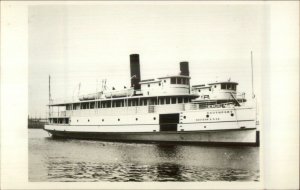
[{"x1": 48, "y1": 102, "x2": 243, "y2": 118}]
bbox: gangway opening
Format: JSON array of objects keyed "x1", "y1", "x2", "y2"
[{"x1": 159, "y1": 113, "x2": 179, "y2": 132}]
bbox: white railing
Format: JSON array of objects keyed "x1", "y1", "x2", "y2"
[{"x1": 48, "y1": 102, "x2": 247, "y2": 118}]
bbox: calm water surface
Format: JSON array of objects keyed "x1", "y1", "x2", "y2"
[{"x1": 29, "y1": 129, "x2": 259, "y2": 182}]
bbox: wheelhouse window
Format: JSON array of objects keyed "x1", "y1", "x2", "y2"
[
  {"x1": 221, "y1": 84, "x2": 226, "y2": 89},
  {"x1": 170, "y1": 77, "x2": 189, "y2": 85},
  {"x1": 177, "y1": 78, "x2": 182, "y2": 84},
  {"x1": 171, "y1": 78, "x2": 176, "y2": 84},
  {"x1": 221, "y1": 83, "x2": 237, "y2": 90}
]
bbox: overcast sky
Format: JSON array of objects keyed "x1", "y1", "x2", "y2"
[{"x1": 28, "y1": 3, "x2": 268, "y2": 117}]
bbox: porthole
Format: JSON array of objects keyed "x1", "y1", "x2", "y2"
[
  {"x1": 148, "y1": 84, "x2": 150, "y2": 87},
  {"x1": 153, "y1": 117, "x2": 156, "y2": 120},
  {"x1": 204, "y1": 126, "x2": 206, "y2": 128},
  {"x1": 102, "y1": 119, "x2": 104, "y2": 122},
  {"x1": 164, "y1": 80, "x2": 166, "y2": 83},
  {"x1": 136, "y1": 118, "x2": 138, "y2": 121},
  {"x1": 231, "y1": 113, "x2": 234, "y2": 117},
  {"x1": 77, "y1": 120, "x2": 79, "y2": 122},
  {"x1": 118, "y1": 118, "x2": 120, "y2": 121},
  {"x1": 88, "y1": 119, "x2": 90, "y2": 122},
  {"x1": 159, "y1": 83, "x2": 161, "y2": 86},
  {"x1": 183, "y1": 116, "x2": 186, "y2": 119},
  {"x1": 206, "y1": 115, "x2": 209, "y2": 118},
  {"x1": 198, "y1": 89, "x2": 200, "y2": 92}
]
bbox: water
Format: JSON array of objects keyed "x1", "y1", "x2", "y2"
[{"x1": 29, "y1": 129, "x2": 260, "y2": 182}]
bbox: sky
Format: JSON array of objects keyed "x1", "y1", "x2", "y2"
[{"x1": 28, "y1": 3, "x2": 268, "y2": 118}]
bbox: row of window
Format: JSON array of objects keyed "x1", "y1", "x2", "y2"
[
  {"x1": 51, "y1": 118, "x2": 69, "y2": 124},
  {"x1": 145, "y1": 77, "x2": 189, "y2": 87},
  {"x1": 66, "y1": 97, "x2": 191, "y2": 110},
  {"x1": 170, "y1": 77, "x2": 190, "y2": 85},
  {"x1": 221, "y1": 83, "x2": 237, "y2": 90},
  {"x1": 50, "y1": 117, "x2": 157, "y2": 124}
]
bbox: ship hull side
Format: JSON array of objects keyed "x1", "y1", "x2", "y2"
[{"x1": 44, "y1": 128, "x2": 258, "y2": 146}]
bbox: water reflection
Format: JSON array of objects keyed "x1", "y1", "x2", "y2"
[{"x1": 29, "y1": 129, "x2": 259, "y2": 182}]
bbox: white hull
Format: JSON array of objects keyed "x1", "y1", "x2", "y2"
[{"x1": 45, "y1": 106, "x2": 258, "y2": 145}]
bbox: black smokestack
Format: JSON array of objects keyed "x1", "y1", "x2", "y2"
[
  {"x1": 130, "y1": 54, "x2": 141, "y2": 90},
  {"x1": 180, "y1": 61, "x2": 189, "y2": 76}
]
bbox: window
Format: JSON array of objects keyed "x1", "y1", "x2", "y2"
[
  {"x1": 148, "y1": 84, "x2": 150, "y2": 87},
  {"x1": 166, "y1": 97, "x2": 170, "y2": 104},
  {"x1": 159, "y1": 83, "x2": 161, "y2": 86},
  {"x1": 221, "y1": 84, "x2": 226, "y2": 89},
  {"x1": 164, "y1": 80, "x2": 166, "y2": 83},
  {"x1": 214, "y1": 85, "x2": 216, "y2": 88},
  {"x1": 171, "y1": 78, "x2": 176, "y2": 84},
  {"x1": 90, "y1": 102, "x2": 95, "y2": 109},
  {"x1": 198, "y1": 89, "x2": 201, "y2": 92},
  {"x1": 177, "y1": 78, "x2": 182, "y2": 84},
  {"x1": 131, "y1": 99, "x2": 138, "y2": 106},
  {"x1": 153, "y1": 117, "x2": 156, "y2": 120},
  {"x1": 184, "y1": 97, "x2": 188, "y2": 103},
  {"x1": 116, "y1": 101, "x2": 121, "y2": 107},
  {"x1": 178, "y1": 97, "x2": 183, "y2": 103},
  {"x1": 66, "y1": 105, "x2": 72, "y2": 110},
  {"x1": 171, "y1": 97, "x2": 176, "y2": 104},
  {"x1": 159, "y1": 98, "x2": 165, "y2": 105}
]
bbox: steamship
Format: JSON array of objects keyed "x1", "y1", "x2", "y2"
[{"x1": 44, "y1": 54, "x2": 259, "y2": 145}]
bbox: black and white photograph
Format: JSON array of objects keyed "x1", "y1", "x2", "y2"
[{"x1": 1, "y1": 1, "x2": 299, "y2": 189}]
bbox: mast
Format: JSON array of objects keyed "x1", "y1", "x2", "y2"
[{"x1": 48, "y1": 75, "x2": 51, "y2": 118}]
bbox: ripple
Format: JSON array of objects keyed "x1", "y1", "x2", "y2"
[{"x1": 29, "y1": 129, "x2": 260, "y2": 182}]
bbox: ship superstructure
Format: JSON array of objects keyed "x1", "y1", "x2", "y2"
[{"x1": 44, "y1": 54, "x2": 258, "y2": 145}]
